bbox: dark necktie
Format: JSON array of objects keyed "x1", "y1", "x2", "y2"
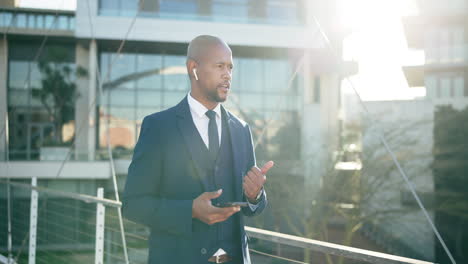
[{"x1": 205, "y1": 110, "x2": 219, "y2": 160}]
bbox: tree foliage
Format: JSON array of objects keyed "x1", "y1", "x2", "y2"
[
  {"x1": 31, "y1": 47, "x2": 87, "y2": 144},
  {"x1": 433, "y1": 105, "x2": 468, "y2": 264}
]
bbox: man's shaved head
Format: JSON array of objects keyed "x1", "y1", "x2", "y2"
[
  {"x1": 186, "y1": 35, "x2": 233, "y2": 110},
  {"x1": 187, "y1": 35, "x2": 231, "y2": 63}
]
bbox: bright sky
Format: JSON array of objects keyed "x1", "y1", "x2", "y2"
[
  {"x1": 18, "y1": 0, "x2": 424, "y2": 101},
  {"x1": 338, "y1": 0, "x2": 425, "y2": 101}
]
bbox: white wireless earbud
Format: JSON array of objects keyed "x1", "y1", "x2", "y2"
[{"x1": 193, "y1": 68, "x2": 199, "y2": 81}]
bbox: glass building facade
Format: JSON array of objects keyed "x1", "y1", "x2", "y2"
[
  {"x1": 98, "y1": 0, "x2": 305, "y2": 26},
  {"x1": 97, "y1": 46, "x2": 304, "y2": 160},
  {"x1": 7, "y1": 42, "x2": 77, "y2": 160},
  {"x1": 0, "y1": 10, "x2": 74, "y2": 30}
]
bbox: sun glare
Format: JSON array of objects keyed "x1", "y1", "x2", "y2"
[{"x1": 338, "y1": 0, "x2": 424, "y2": 101}]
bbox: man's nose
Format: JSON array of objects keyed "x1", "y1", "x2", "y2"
[{"x1": 223, "y1": 69, "x2": 232, "y2": 81}]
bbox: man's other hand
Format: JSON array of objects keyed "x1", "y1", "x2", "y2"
[
  {"x1": 192, "y1": 189, "x2": 240, "y2": 225},
  {"x1": 243, "y1": 161, "x2": 274, "y2": 203}
]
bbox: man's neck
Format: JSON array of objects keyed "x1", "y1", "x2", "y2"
[{"x1": 189, "y1": 91, "x2": 218, "y2": 110}]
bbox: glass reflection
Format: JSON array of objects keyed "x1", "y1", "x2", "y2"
[
  {"x1": 163, "y1": 55, "x2": 189, "y2": 91},
  {"x1": 212, "y1": 0, "x2": 249, "y2": 23},
  {"x1": 8, "y1": 44, "x2": 77, "y2": 160},
  {"x1": 98, "y1": 0, "x2": 303, "y2": 26},
  {"x1": 136, "y1": 54, "x2": 163, "y2": 90},
  {"x1": 98, "y1": 51, "x2": 302, "y2": 161},
  {"x1": 160, "y1": 0, "x2": 198, "y2": 19}
]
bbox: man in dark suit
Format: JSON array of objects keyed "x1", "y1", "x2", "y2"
[{"x1": 123, "y1": 35, "x2": 274, "y2": 264}]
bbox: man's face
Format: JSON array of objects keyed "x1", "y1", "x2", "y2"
[{"x1": 197, "y1": 44, "x2": 233, "y2": 103}]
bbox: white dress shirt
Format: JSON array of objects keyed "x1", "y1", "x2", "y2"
[
  {"x1": 187, "y1": 93, "x2": 260, "y2": 215},
  {"x1": 187, "y1": 93, "x2": 222, "y2": 148}
]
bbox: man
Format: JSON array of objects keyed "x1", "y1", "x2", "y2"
[{"x1": 123, "y1": 35, "x2": 274, "y2": 264}]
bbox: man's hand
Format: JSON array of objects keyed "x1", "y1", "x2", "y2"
[
  {"x1": 192, "y1": 189, "x2": 240, "y2": 225},
  {"x1": 243, "y1": 161, "x2": 274, "y2": 203}
]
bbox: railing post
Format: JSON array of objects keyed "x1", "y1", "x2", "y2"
[
  {"x1": 28, "y1": 177, "x2": 38, "y2": 264},
  {"x1": 95, "y1": 188, "x2": 105, "y2": 264}
]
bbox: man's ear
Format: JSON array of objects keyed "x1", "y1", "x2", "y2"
[{"x1": 187, "y1": 59, "x2": 198, "y2": 80}]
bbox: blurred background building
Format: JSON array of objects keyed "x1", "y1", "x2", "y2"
[
  {"x1": 4, "y1": 0, "x2": 467, "y2": 263},
  {"x1": 401, "y1": 0, "x2": 468, "y2": 263},
  {"x1": 0, "y1": 0, "x2": 361, "y2": 263},
  {"x1": 338, "y1": 0, "x2": 468, "y2": 262}
]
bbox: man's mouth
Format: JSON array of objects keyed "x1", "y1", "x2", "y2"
[{"x1": 219, "y1": 83, "x2": 230, "y2": 90}]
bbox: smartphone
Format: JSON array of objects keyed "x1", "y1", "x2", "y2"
[{"x1": 215, "y1": 202, "x2": 249, "y2": 208}]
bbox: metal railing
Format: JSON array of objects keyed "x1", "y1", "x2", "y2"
[{"x1": 0, "y1": 180, "x2": 435, "y2": 264}]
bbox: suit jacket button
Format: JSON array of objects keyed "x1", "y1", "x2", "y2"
[{"x1": 201, "y1": 248, "x2": 207, "y2": 255}]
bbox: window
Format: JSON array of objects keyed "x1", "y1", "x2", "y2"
[
  {"x1": 314, "y1": 76, "x2": 321, "y2": 103},
  {"x1": 121, "y1": 0, "x2": 139, "y2": 16},
  {"x1": 98, "y1": 50, "x2": 303, "y2": 159},
  {"x1": 236, "y1": 58, "x2": 264, "y2": 93},
  {"x1": 453, "y1": 27, "x2": 464, "y2": 62},
  {"x1": 8, "y1": 43, "x2": 76, "y2": 160},
  {"x1": 425, "y1": 74, "x2": 465, "y2": 99},
  {"x1": 98, "y1": 52, "x2": 189, "y2": 158},
  {"x1": 0, "y1": 12, "x2": 13, "y2": 27},
  {"x1": 45, "y1": 15, "x2": 55, "y2": 28},
  {"x1": 100, "y1": 0, "x2": 122, "y2": 16},
  {"x1": 440, "y1": 30, "x2": 450, "y2": 63},
  {"x1": 16, "y1": 13, "x2": 27, "y2": 28},
  {"x1": 212, "y1": 0, "x2": 249, "y2": 23},
  {"x1": 426, "y1": 26, "x2": 466, "y2": 64},
  {"x1": 163, "y1": 55, "x2": 188, "y2": 91},
  {"x1": 27, "y1": 14, "x2": 35, "y2": 28},
  {"x1": 136, "y1": 54, "x2": 163, "y2": 90},
  {"x1": 98, "y1": 0, "x2": 303, "y2": 25},
  {"x1": 424, "y1": 75, "x2": 437, "y2": 99},
  {"x1": 267, "y1": 0, "x2": 300, "y2": 25},
  {"x1": 440, "y1": 77, "x2": 451, "y2": 98},
  {"x1": 424, "y1": 28, "x2": 438, "y2": 64},
  {"x1": 57, "y1": 15, "x2": 68, "y2": 30},
  {"x1": 160, "y1": 0, "x2": 198, "y2": 19},
  {"x1": 36, "y1": 15, "x2": 44, "y2": 29},
  {"x1": 454, "y1": 77, "x2": 464, "y2": 97}
]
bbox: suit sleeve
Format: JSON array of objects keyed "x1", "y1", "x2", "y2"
[
  {"x1": 242, "y1": 124, "x2": 267, "y2": 217},
  {"x1": 122, "y1": 116, "x2": 193, "y2": 237}
]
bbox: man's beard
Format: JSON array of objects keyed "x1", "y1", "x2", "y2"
[{"x1": 208, "y1": 88, "x2": 227, "y2": 103}]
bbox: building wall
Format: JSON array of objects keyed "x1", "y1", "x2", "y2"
[
  {"x1": 0, "y1": 38, "x2": 7, "y2": 161},
  {"x1": 0, "y1": 2, "x2": 349, "y2": 262},
  {"x1": 75, "y1": 40, "x2": 97, "y2": 161},
  {"x1": 2, "y1": 1, "x2": 344, "y2": 184},
  {"x1": 75, "y1": 0, "x2": 321, "y2": 49}
]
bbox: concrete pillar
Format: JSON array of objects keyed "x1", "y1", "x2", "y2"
[
  {"x1": 301, "y1": 69, "x2": 341, "y2": 189},
  {"x1": 0, "y1": 37, "x2": 8, "y2": 161},
  {"x1": 75, "y1": 40, "x2": 97, "y2": 161},
  {"x1": 301, "y1": 50, "x2": 319, "y2": 185},
  {"x1": 320, "y1": 74, "x2": 341, "y2": 157},
  {"x1": 301, "y1": 50, "x2": 326, "y2": 198}
]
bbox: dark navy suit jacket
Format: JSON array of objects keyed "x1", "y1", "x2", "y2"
[{"x1": 123, "y1": 97, "x2": 267, "y2": 263}]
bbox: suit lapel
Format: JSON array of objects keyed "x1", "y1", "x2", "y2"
[
  {"x1": 223, "y1": 106, "x2": 244, "y2": 201},
  {"x1": 176, "y1": 97, "x2": 211, "y2": 191}
]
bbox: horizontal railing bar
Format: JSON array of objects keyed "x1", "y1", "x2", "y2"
[
  {"x1": 0, "y1": 254, "x2": 13, "y2": 264},
  {"x1": 1, "y1": 180, "x2": 436, "y2": 264},
  {"x1": 0, "y1": 180, "x2": 121, "y2": 208},
  {"x1": 245, "y1": 227, "x2": 435, "y2": 264}
]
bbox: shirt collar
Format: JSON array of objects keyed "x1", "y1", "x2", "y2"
[{"x1": 187, "y1": 93, "x2": 221, "y2": 119}]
